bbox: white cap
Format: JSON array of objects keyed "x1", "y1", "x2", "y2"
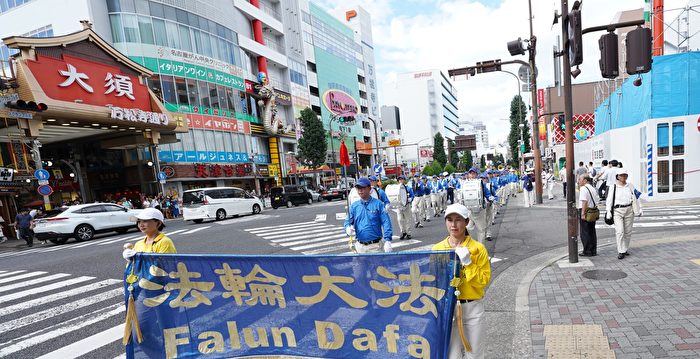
[
  {"x1": 444, "y1": 203, "x2": 471, "y2": 220},
  {"x1": 130, "y1": 208, "x2": 165, "y2": 223},
  {"x1": 616, "y1": 168, "x2": 628, "y2": 176}
]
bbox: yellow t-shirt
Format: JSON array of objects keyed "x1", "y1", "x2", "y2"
[
  {"x1": 432, "y1": 236, "x2": 491, "y2": 301},
  {"x1": 132, "y1": 233, "x2": 177, "y2": 254}
]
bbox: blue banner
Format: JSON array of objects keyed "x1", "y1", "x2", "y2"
[{"x1": 124, "y1": 252, "x2": 457, "y2": 359}]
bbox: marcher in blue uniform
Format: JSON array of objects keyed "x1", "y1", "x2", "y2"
[
  {"x1": 413, "y1": 174, "x2": 429, "y2": 226},
  {"x1": 368, "y1": 175, "x2": 391, "y2": 209},
  {"x1": 344, "y1": 178, "x2": 393, "y2": 253},
  {"x1": 396, "y1": 175, "x2": 414, "y2": 239},
  {"x1": 428, "y1": 175, "x2": 443, "y2": 217}
]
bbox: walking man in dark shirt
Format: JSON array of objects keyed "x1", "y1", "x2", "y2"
[{"x1": 14, "y1": 208, "x2": 34, "y2": 247}]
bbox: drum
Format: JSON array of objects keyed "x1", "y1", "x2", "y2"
[
  {"x1": 385, "y1": 184, "x2": 408, "y2": 208},
  {"x1": 347, "y1": 187, "x2": 378, "y2": 207},
  {"x1": 460, "y1": 179, "x2": 483, "y2": 209}
]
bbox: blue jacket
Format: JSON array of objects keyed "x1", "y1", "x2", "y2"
[
  {"x1": 481, "y1": 181, "x2": 494, "y2": 208},
  {"x1": 372, "y1": 187, "x2": 390, "y2": 206},
  {"x1": 344, "y1": 197, "x2": 393, "y2": 242},
  {"x1": 414, "y1": 181, "x2": 427, "y2": 196},
  {"x1": 428, "y1": 180, "x2": 442, "y2": 193}
]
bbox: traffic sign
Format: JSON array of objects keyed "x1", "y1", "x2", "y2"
[
  {"x1": 157, "y1": 171, "x2": 167, "y2": 181},
  {"x1": 373, "y1": 164, "x2": 383, "y2": 174},
  {"x1": 697, "y1": 116, "x2": 700, "y2": 132},
  {"x1": 37, "y1": 184, "x2": 53, "y2": 196},
  {"x1": 8, "y1": 111, "x2": 33, "y2": 119},
  {"x1": 34, "y1": 169, "x2": 50, "y2": 180},
  {"x1": 38, "y1": 180, "x2": 49, "y2": 186},
  {"x1": 0, "y1": 93, "x2": 19, "y2": 109},
  {"x1": 388, "y1": 139, "x2": 401, "y2": 147}
]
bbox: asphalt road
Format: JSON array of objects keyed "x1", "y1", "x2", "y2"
[{"x1": 1, "y1": 194, "x2": 697, "y2": 358}]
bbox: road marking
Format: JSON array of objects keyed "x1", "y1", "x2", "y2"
[
  {"x1": 0, "y1": 276, "x2": 94, "y2": 304},
  {"x1": 97, "y1": 234, "x2": 149, "y2": 246},
  {"x1": 284, "y1": 234, "x2": 348, "y2": 249},
  {"x1": 0, "y1": 288, "x2": 122, "y2": 333},
  {"x1": 329, "y1": 239, "x2": 423, "y2": 255},
  {"x1": 0, "y1": 303, "x2": 124, "y2": 357},
  {"x1": 0, "y1": 270, "x2": 27, "y2": 278},
  {"x1": 214, "y1": 214, "x2": 278, "y2": 225},
  {"x1": 261, "y1": 226, "x2": 339, "y2": 240},
  {"x1": 251, "y1": 222, "x2": 328, "y2": 236},
  {"x1": 336, "y1": 213, "x2": 347, "y2": 220},
  {"x1": 35, "y1": 324, "x2": 124, "y2": 359},
  {"x1": 0, "y1": 279, "x2": 120, "y2": 317},
  {"x1": 0, "y1": 273, "x2": 71, "y2": 293},
  {"x1": 245, "y1": 221, "x2": 317, "y2": 232},
  {"x1": 315, "y1": 214, "x2": 327, "y2": 221},
  {"x1": 72, "y1": 234, "x2": 136, "y2": 248},
  {"x1": 0, "y1": 271, "x2": 47, "y2": 284},
  {"x1": 270, "y1": 230, "x2": 345, "y2": 244},
  {"x1": 181, "y1": 226, "x2": 211, "y2": 235}
]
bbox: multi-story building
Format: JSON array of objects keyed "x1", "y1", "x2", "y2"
[
  {"x1": 383, "y1": 70, "x2": 459, "y2": 165},
  {"x1": 380, "y1": 105, "x2": 400, "y2": 130},
  {"x1": 472, "y1": 121, "x2": 489, "y2": 157}
]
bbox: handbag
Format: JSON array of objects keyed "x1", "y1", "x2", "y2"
[
  {"x1": 604, "y1": 185, "x2": 615, "y2": 225},
  {"x1": 583, "y1": 186, "x2": 600, "y2": 222}
]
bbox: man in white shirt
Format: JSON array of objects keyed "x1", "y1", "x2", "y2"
[
  {"x1": 604, "y1": 160, "x2": 619, "y2": 200},
  {"x1": 577, "y1": 174, "x2": 600, "y2": 256}
]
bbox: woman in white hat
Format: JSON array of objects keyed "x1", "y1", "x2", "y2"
[
  {"x1": 604, "y1": 168, "x2": 642, "y2": 259},
  {"x1": 122, "y1": 207, "x2": 176, "y2": 260},
  {"x1": 433, "y1": 203, "x2": 491, "y2": 359}
]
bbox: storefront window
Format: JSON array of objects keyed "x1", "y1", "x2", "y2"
[
  {"x1": 672, "y1": 122, "x2": 684, "y2": 155},
  {"x1": 657, "y1": 123, "x2": 669, "y2": 156},
  {"x1": 147, "y1": 74, "x2": 161, "y2": 95},
  {"x1": 175, "y1": 77, "x2": 188, "y2": 106},
  {"x1": 209, "y1": 83, "x2": 219, "y2": 109},
  {"x1": 160, "y1": 75, "x2": 177, "y2": 104},
  {"x1": 223, "y1": 132, "x2": 233, "y2": 152},
  {"x1": 186, "y1": 79, "x2": 199, "y2": 107},
  {"x1": 672, "y1": 159, "x2": 684, "y2": 192},
  {"x1": 193, "y1": 130, "x2": 207, "y2": 152},
  {"x1": 192, "y1": 29, "x2": 202, "y2": 53},
  {"x1": 238, "y1": 91, "x2": 248, "y2": 114},
  {"x1": 205, "y1": 131, "x2": 216, "y2": 151},
  {"x1": 657, "y1": 160, "x2": 669, "y2": 193},
  {"x1": 217, "y1": 85, "x2": 228, "y2": 111},
  {"x1": 198, "y1": 81, "x2": 209, "y2": 107},
  {"x1": 138, "y1": 16, "x2": 154, "y2": 45}
]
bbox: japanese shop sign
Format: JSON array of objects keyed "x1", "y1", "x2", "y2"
[
  {"x1": 110, "y1": 106, "x2": 169, "y2": 125},
  {"x1": 124, "y1": 252, "x2": 456, "y2": 359},
  {"x1": 26, "y1": 54, "x2": 152, "y2": 110},
  {"x1": 322, "y1": 90, "x2": 359, "y2": 117},
  {"x1": 156, "y1": 48, "x2": 245, "y2": 78},
  {"x1": 140, "y1": 57, "x2": 245, "y2": 91}
]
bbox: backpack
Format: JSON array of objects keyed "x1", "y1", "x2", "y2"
[{"x1": 524, "y1": 178, "x2": 533, "y2": 191}]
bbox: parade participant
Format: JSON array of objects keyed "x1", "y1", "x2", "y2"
[
  {"x1": 122, "y1": 208, "x2": 176, "y2": 260},
  {"x1": 481, "y1": 173, "x2": 496, "y2": 240},
  {"x1": 522, "y1": 170, "x2": 535, "y2": 207},
  {"x1": 577, "y1": 174, "x2": 599, "y2": 256},
  {"x1": 428, "y1": 175, "x2": 443, "y2": 218},
  {"x1": 463, "y1": 168, "x2": 489, "y2": 243},
  {"x1": 440, "y1": 172, "x2": 449, "y2": 210},
  {"x1": 447, "y1": 173, "x2": 459, "y2": 205},
  {"x1": 544, "y1": 169, "x2": 555, "y2": 200},
  {"x1": 14, "y1": 208, "x2": 34, "y2": 247},
  {"x1": 368, "y1": 175, "x2": 391, "y2": 210},
  {"x1": 487, "y1": 171, "x2": 500, "y2": 222},
  {"x1": 421, "y1": 175, "x2": 432, "y2": 223},
  {"x1": 412, "y1": 174, "x2": 428, "y2": 227},
  {"x1": 397, "y1": 175, "x2": 414, "y2": 239},
  {"x1": 605, "y1": 169, "x2": 641, "y2": 260},
  {"x1": 432, "y1": 203, "x2": 491, "y2": 359},
  {"x1": 344, "y1": 178, "x2": 393, "y2": 253}
]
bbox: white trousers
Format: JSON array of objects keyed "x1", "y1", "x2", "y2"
[
  {"x1": 412, "y1": 196, "x2": 426, "y2": 224},
  {"x1": 397, "y1": 205, "x2": 413, "y2": 235},
  {"x1": 547, "y1": 182, "x2": 554, "y2": 199},
  {"x1": 430, "y1": 193, "x2": 440, "y2": 217},
  {"x1": 485, "y1": 204, "x2": 494, "y2": 237},
  {"x1": 613, "y1": 206, "x2": 634, "y2": 254},
  {"x1": 441, "y1": 191, "x2": 448, "y2": 211},
  {"x1": 448, "y1": 299, "x2": 485, "y2": 359},
  {"x1": 353, "y1": 240, "x2": 382, "y2": 254},
  {"x1": 468, "y1": 208, "x2": 488, "y2": 243}
]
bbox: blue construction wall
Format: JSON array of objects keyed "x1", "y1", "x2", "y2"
[{"x1": 594, "y1": 51, "x2": 700, "y2": 134}]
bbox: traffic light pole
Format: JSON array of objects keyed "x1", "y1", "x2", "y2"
[
  {"x1": 528, "y1": 0, "x2": 544, "y2": 204},
  {"x1": 561, "y1": 0, "x2": 578, "y2": 263}
]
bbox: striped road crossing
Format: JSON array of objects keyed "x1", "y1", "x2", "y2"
[
  {"x1": 596, "y1": 204, "x2": 700, "y2": 230},
  {"x1": 244, "y1": 220, "x2": 422, "y2": 255},
  {"x1": 0, "y1": 270, "x2": 125, "y2": 358}
]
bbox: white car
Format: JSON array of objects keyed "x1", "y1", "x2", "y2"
[
  {"x1": 182, "y1": 186, "x2": 263, "y2": 223},
  {"x1": 306, "y1": 188, "x2": 322, "y2": 202},
  {"x1": 33, "y1": 203, "x2": 143, "y2": 244}
]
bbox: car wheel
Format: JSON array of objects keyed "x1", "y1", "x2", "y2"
[
  {"x1": 74, "y1": 224, "x2": 94, "y2": 242},
  {"x1": 307, "y1": 197, "x2": 313, "y2": 205},
  {"x1": 252, "y1": 204, "x2": 261, "y2": 214},
  {"x1": 193, "y1": 219, "x2": 204, "y2": 223},
  {"x1": 215, "y1": 209, "x2": 227, "y2": 221},
  {"x1": 327, "y1": 198, "x2": 332, "y2": 202},
  {"x1": 272, "y1": 205, "x2": 278, "y2": 209},
  {"x1": 286, "y1": 200, "x2": 293, "y2": 208},
  {"x1": 49, "y1": 238, "x2": 69, "y2": 245}
]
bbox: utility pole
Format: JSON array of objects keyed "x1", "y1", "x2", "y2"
[
  {"x1": 528, "y1": 0, "x2": 544, "y2": 204},
  {"x1": 561, "y1": 0, "x2": 578, "y2": 263}
]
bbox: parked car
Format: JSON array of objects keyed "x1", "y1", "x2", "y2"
[
  {"x1": 182, "y1": 187, "x2": 263, "y2": 223},
  {"x1": 270, "y1": 185, "x2": 313, "y2": 209},
  {"x1": 306, "y1": 187, "x2": 322, "y2": 202},
  {"x1": 321, "y1": 186, "x2": 348, "y2": 201},
  {"x1": 33, "y1": 203, "x2": 143, "y2": 244}
]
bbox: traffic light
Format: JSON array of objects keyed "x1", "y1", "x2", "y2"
[
  {"x1": 568, "y1": 8, "x2": 583, "y2": 66},
  {"x1": 626, "y1": 26, "x2": 652, "y2": 75},
  {"x1": 5, "y1": 100, "x2": 48, "y2": 112},
  {"x1": 507, "y1": 38, "x2": 526, "y2": 56},
  {"x1": 476, "y1": 60, "x2": 502, "y2": 73},
  {"x1": 557, "y1": 115, "x2": 566, "y2": 132},
  {"x1": 599, "y1": 32, "x2": 619, "y2": 79}
]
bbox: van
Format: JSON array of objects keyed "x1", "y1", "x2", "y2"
[
  {"x1": 270, "y1": 185, "x2": 313, "y2": 209},
  {"x1": 182, "y1": 187, "x2": 263, "y2": 223}
]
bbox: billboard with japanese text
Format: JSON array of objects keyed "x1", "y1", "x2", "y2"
[{"x1": 124, "y1": 252, "x2": 457, "y2": 359}]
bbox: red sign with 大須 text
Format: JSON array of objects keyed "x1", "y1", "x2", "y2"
[{"x1": 25, "y1": 54, "x2": 152, "y2": 111}]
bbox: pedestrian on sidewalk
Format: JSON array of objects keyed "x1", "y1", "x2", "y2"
[
  {"x1": 605, "y1": 169, "x2": 642, "y2": 259},
  {"x1": 559, "y1": 166, "x2": 567, "y2": 197},
  {"x1": 522, "y1": 171, "x2": 534, "y2": 207},
  {"x1": 0, "y1": 214, "x2": 7, "y2": 244},
  {"x1": 577, "y1": 174, "x2": 599, "y2": 256},
  {"x1": 122, "y1": 207, "x2": 177, "y2": 261},
  {"x1": 432, "y1": 203, "x2": 491, "y2": 359},
  {"x1": 13, "y1": 208, "x2": 34, "y2": 247},
  {"x1": 595, "y1": 159, "x2": 610, "y2": 199}
]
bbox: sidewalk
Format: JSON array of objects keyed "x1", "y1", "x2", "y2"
[{"x1": 484, "y1": 190, "x2": 700, "y2": 358}]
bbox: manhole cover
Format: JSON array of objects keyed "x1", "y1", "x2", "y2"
[{"x1": 581, "y1": 269, "x2": 627, "y2": 280}]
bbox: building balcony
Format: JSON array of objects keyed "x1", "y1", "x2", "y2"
[
  {"x1": 239, "y1": 36, "x2": 287, "y2": 68},
  {"x1": 233, "y1": 0, "x2": 284, "y2": 35}
]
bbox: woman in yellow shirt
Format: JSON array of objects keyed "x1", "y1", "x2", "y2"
[
  {"x1": 432, "y1": 203, "x2": 491, "y2": 359},
  {"x1": 122, "y1": 208, "x2": 176, "y2": 260}
]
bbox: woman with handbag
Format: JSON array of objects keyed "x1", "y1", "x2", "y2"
[
  {"x1": 605, "y1": 169, "x2": 642, "y2": 259},
  {"x1": 577, "y1": 175, "x2": 599, "y2": 256}
]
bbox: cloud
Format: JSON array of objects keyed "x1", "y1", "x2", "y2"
[{"x1": 315, "y1": 0, "x2": 688, "y2": 146}]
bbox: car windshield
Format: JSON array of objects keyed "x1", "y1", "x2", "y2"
[
  {"x1": 270, "y1": 187, "x2": 284, "y2": 195},
  {"x1": 183, "y1": 191, "x2": 205, "y2": 204}
]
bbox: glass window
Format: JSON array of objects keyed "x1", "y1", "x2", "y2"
[
  {"x1": 104, "y1": 204, "x2": 126, "y2": 212},
  {"x1": 217, "y1": 85, "x2": 228, "y2": 111},
  {"x1": 134, "y1": 0, "x2": 149, "y2": 14},
  {"x1": 210, "y1": 36, "x2": 220, "y2": 60},
  {"x1": 179, "y1": 25, "x2": 192, "y2": 52},
  {"x1": 657, "y1": 160, "x2": 669, "y2": 193},
  {"x1": 188, "y1": 12, "x2": 199, "y2": 29},
  {"x1": 175, "y1": 77, "x2": 188, "y2": 106},
  {"x1": 209, "y1": 83, "x2": 219, "y2": 108},
  {"x1": 120, "y1": 0, "x2": 135, "y2": 13},
  {"x1": 218, "y1": 40, "x2": 229, "y2": 63},
  {"x1": 200, "y1": 32, "x2": 212, "y2": 57},
  {"x1": 225, "y1": 88, "x2": 235, "y2": 112},
  {"x1": 147, "y1": 74, "x2": 162, "y2": 95},
  {"x1": 165, "y1": 21, "x2": 180, "y2": 49},
  {"x1": 657, "y1": 123, "x2": 669, "y2": 156},
  {"x1": 109, "y1": 14, "x2": 124, "y2": 43},
  {"x1": 205, "y1": 130, "x2": 217, "y2": 151},
  {"x1": 238, "y1": 91, "x2": 248, "y2": 114},
  {"x1": 191, "y1": 29, "x2": 202, "y2": 53},
  {"x1": 163, "y1": 4, "x2": 176, "y2": 21},
  {"x1": 193, "y1": 130, "x2": 207, "y2": 152},
  {"x1": 107, "y1": 0, "x2": 121, "y2": 12},
  {"x1": 186, "y1": 79, "x2": 200, "y2": 107},
  {"x1": 176, "y1": 8, "x2": 188, "y2": 23},
  {"x1": 198, "y1": 81, "x2": 210, "y2": 107},
  {"x1": 672, "y1": 160, "x2": 684, "y2": 192},
  {"x1": 223, "y1": 132, "x2": 233, "y2": 152},
  {"x1": 149, "y1": 1, "x2": 164, "y2": 18},
  {"x1": 160, "y1": 75, "x2": 177, "y2": 104},
  {"x1": 152, "y1": 19, "x2": 167, "y2": 46},
  {"x1": 137, "y1": 16, "x2": 154, "y2": 44},
  {"x1": 672, "y1": 122, "x2": 684, "y2": 155},
  {"x1": 122, "y1": 14, "x2": 140, "y2": 43}
]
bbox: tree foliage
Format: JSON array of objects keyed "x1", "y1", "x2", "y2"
[
  {"x1": 422, "y1": 164, "x2": 434, "y2": 176},
  {"x1": 444, "y1": 163, "x2": 456, "y2": 174},
  {"x1": 447, "y1": 139, "x2": 458, "y2": 167},
  {"x1": 480, "y1": 155, "x2": 486, "y2": 170},
  {"x1": 297, "y1": 108, "x2": 327, "y2": 169},
  {"x1": 507, "y1": 95, "x2": 531, "y2": 166},
  {"x1": 431, "y1": 161, "x2": 444, "y2": 175},
  {"x1": 432, "y1": 133, "x2": 446, "y2": 167},
  {"x1": 459, "y1": 151, "x2": 474, "y2": 171}
]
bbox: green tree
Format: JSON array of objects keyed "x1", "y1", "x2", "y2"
[
  {"x1": 432, "y1": 133, "x2": 446, "y2": 167},
  {"x1": 444, "y1": 163, "x2": 456, "y2": 174},
  {"x1": 431, "y1": 161, "x2": 444, "y2": 175},
  {"x1": 507, "y1": 95, "x2": 530, "y2": 166},
  {"x1": 480, "y1": 155, "x2": 486, "y2": 170},
  {"x1": 494, "y1": 154, "x2": 505, "y2": 167},
  {"x1": 422, "y1": 163, "x2": 434, "y2": 176},
  {"x1": 459, "y1": 151, "x2": 474, "y2": 171},
  {"x1": 447, "y1": 139, "x2": 458, "y2": 167},
  {"x1": 297, "y1": 108, "x2": 327, "y2": 169}
]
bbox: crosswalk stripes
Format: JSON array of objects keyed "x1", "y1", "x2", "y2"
[
  {"x1": 596, "y1": 204, "x2": 700, "y2": 230},
  {"x1": 0, "y1": 270, "x2": 125, "y2": 358}
]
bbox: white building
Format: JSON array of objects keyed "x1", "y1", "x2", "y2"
[
  {"x1": 472, "y1": 121, "x2": 489, "y2": 157},
  {"x1": 383, "y1": 70, "x2": 459, "y2": 164}
]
